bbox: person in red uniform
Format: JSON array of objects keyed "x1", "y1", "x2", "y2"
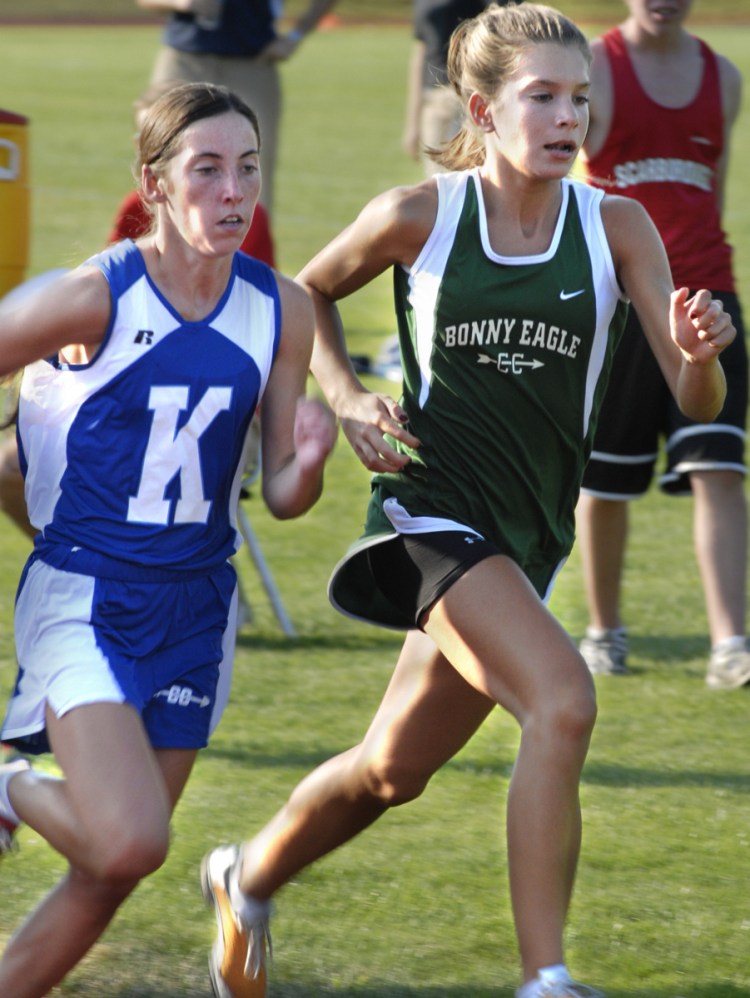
[{"x1": 575, "y1": 0, "x2": 748, "y2": 688}]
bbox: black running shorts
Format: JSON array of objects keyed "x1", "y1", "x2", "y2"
[
  {"x1": 366, "y1": 529, "x2": 499, "y2": 629},
  {"x1": 582, "y1": 291, "x2": 747, "y2": 498}
]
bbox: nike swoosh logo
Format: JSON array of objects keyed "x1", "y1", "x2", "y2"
[{"x1": 560, "y1": 289, "x2": 585, "y2": 300}]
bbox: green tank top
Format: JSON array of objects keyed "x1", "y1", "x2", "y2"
[{"x1": 330, "y1": 171, "x2": 628, "y2": 626}]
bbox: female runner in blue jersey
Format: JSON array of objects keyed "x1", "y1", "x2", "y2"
[
  {"x1": 200, "y1": 6, "x2": 735, "y2": 998},
  {"x1": 0, "y1": 82, "x2": 336, "y2": 998}
]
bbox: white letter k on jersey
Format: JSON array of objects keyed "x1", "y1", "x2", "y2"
[{"x1": 128, "y1": 384, "x2": 233, "y2": 525}]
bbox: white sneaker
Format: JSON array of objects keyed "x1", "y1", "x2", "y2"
[
  {"x1": 579, "y1": 628, "x2": 628, "y2": 675},
  {"x1": 201, "y1": 844, "x2": 272, "y2": 998},
  {"x1": 518, "y1": 970, "x2": 606, "y2": 998},
  {"x1": 0, "y1": 756, "x2": 31, "y2": 856},
  {"x1": 706, "y1": 641, "x2": 750, "y2": 689}
]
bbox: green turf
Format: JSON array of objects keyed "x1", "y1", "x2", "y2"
[
  {"x1": 2, "y1": 0, "x2": 749, "y2": 24},
  {"x1": 0, "y1": 19, "x2": 749, "y2": 998}
]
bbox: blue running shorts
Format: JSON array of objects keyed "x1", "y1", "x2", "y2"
[{"x1": 1, "y1": 558, "x2": 238, "y2": 755}]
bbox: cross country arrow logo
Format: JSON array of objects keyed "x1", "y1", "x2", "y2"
[{"x1": 478, "y1": 353, "x2": 545, "y2": 374}]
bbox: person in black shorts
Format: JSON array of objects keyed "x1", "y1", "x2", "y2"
[
  {"x1": 576, "y1": 0, "x2": 748, "y2": 687},
  {"x1": 200, "y1": 6, "x2": 735, "y2": 998}
]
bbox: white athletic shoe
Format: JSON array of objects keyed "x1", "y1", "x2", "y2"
[
  {"x1": 0, "y1": 756, "x2": 31, "y2": 856},
  {"x1": 517, "y1": 966, "x2": 606, "y2": 998},
  {"x1": 579, "y1": 628, "x2": 629, "y2": 675},
  {"x1": 201, "y1": 844, "x2": 272, "y2": 998},
  {"x1": 706, "y1": 641, "x2": 750, "y2": 689}
]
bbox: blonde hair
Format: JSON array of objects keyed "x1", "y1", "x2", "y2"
[{"x1": 431, "y1": 2, "x2": 591, "y2": 172}]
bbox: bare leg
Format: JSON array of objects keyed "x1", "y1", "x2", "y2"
[
  {"x1": 691, "y1": 469, "x2": 748, "y2": 645},
  {"x1": 239, "y1": 556, "x2": 596, "y2": 986},
  {"x1": 576, "y1": 493, "x2": 629, "y2": 631},
  {"x1": 422, "y1": 557, "x2": 596, "y2": 982},
  {"x1": 239, "y1": 629, "x2": 494, "y2": 898},
  {"x1": 0, "y1": 703, "x2": 196, "y2": 998}
]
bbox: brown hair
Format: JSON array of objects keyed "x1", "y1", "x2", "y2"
[
  {"x1": 134, "y1": 81, "x2": 261, "y2": 229},
  {"x1": 138, "y1": 81, "x2": 260, "y2": 174},
  {"x1": 430, "y1": 2, "x2": 591, "y2": 171}
]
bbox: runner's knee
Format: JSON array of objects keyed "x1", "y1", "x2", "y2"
[
  {"x1": 359, "y1": 752, "x2": 434, "y2": 807},
  {"x1": 541, "y1": 671, "x2": 598, "y2": 745},
  {"x1": 81, "y1": 819, "x2": 170, "y2": 884}
]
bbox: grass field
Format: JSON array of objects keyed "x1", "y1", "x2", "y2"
[
  {"x1": 2, "y1": 0, "x2": 749, "y2": 24},
  {"x1": 1, "y1": 16, "x2": 750, "y2": 998}
]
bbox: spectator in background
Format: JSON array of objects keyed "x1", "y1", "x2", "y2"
[
  {"x1": 403, "y1": 0, "x2": 520, "y2": 176},
  {"x1": 576, "y1": 0, "x2": 748, "y2": 688},
  {"x1": 136, "y1": 0, "x2": 340, "y2": 219}
]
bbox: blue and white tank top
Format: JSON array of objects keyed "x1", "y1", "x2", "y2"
[{"x1": 18, "y1": 240, "x2": 281, "y2": 579}]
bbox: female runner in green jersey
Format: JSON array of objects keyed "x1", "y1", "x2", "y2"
[{"x1": 202, "y1": 6, "x2": 735, "y2": 998}]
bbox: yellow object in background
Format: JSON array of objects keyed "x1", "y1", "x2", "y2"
[{"x1": 0, "y1": 109, "x2": 30, "y2": 299}]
